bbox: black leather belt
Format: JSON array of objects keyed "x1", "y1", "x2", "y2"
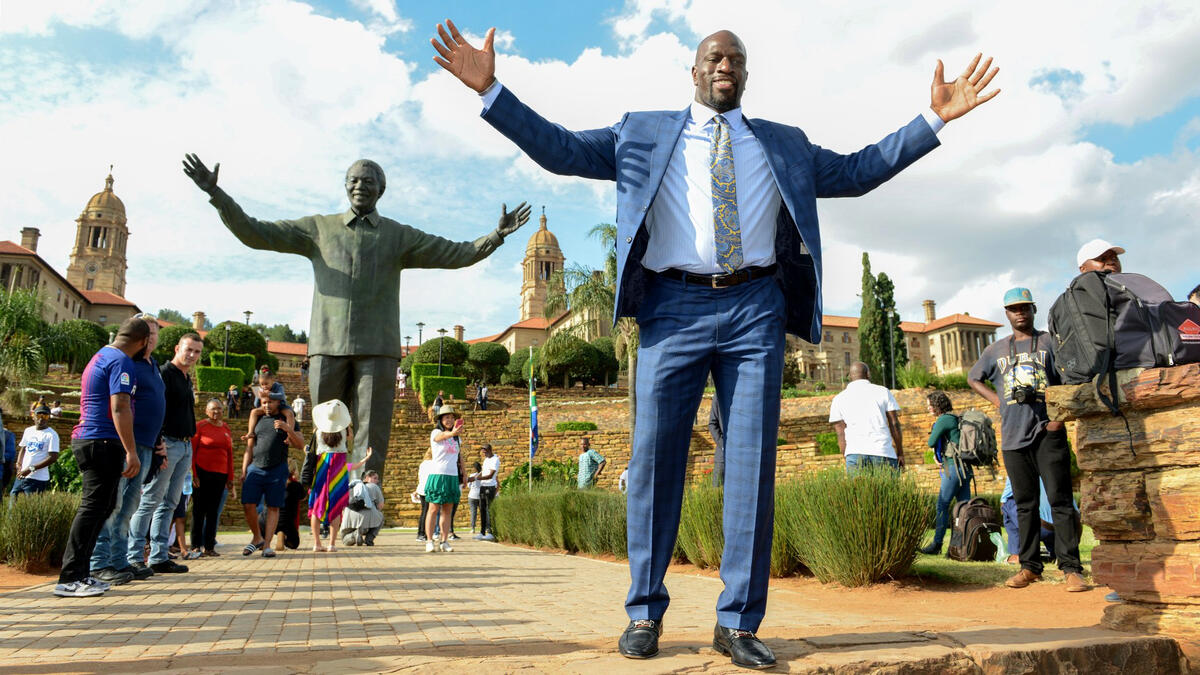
[{"x1": 656, "y1": 264, "x2": 778, "y2": 289}]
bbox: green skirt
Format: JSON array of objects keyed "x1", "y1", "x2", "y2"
[{"x1": 425, "y1": 474, "x2": 461, "y2": 504}]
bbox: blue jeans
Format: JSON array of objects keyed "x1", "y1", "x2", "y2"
[
  {"x1": 624, "y1": 274, "x2": 785, "y2": 632},
  {"x1": 90, "y1": 444, "x2": 153, "y2": 571},
  {"x1": 9, "y1": 476, "x2": 50, "y2": 496},
  {"x1": 844, "y1": 454, "x2": 899, "y2": 472},
  {"x1": 931, "y1": 460, "x2": 973, "y2": 549},
  {"x1": 127, "y1": 437, "x2": 191, "y2": 566},
  {"x1": 1001, "y1": 497, "x2": 1055, "y2": 560}
]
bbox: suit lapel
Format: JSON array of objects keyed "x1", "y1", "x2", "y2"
[{"x1": 643, "y1": 107, "x2": 690, "y2": 211}]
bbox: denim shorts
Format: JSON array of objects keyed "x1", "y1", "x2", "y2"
[{"x1": 242, "y1": 463, "x2": 288, "y2": 508}]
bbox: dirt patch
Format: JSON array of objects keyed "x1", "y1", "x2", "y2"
[{"x1": 0, "y1": 564, "x2": 55, "y2": 592}]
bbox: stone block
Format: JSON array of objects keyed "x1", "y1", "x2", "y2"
[
  {"x1": 1146, "y1": 467, "x2": 1200, "y2": 541},
  {"x1": 1080, "y1": 471, "x2": 1155, "y2": 541},
  {"x1": 1075, "y1": 406, "x2": 1200, "y2": 472},
  {"x1": 1103, "y1": 603, "x2": 1200, "y2": 666},
  {"x1": 1092, "y1": 541, "x2": 1200, "y2": 605}
]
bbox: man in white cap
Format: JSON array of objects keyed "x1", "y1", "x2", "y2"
[{"x1": 1075, "y1": 239, "x2": 1124, "y2": 275}]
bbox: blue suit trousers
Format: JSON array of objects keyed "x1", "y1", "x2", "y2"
[{"x1": 624, "y1": 273, "x2": 785, "y2": 631}]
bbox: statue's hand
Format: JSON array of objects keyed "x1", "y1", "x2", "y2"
[
  {"x1": 497, "y1": 202, "x2": 532, "y2": 238},
  {"x1": 182, "y1": 153, "x2": 220, "y2": 194},
  {"x1": 431, "y1": 19, "x2": 497, "y2": 93}
]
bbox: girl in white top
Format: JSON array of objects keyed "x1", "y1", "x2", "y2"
[{"x1": 424, "y1": 406, "x2": 465, "y2": 553}]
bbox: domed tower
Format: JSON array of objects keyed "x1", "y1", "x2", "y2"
[
  {"x1": 520, "y1": 208, "x2": 566, "y2": 321},
  {"x1": 67, "y1": 168, "x2": 129, "y2": 296}
]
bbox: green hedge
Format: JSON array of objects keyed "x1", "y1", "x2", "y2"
[
  {"x1": 815, "y1": 432, "x2": 840, "y2": 456},
  {"x1": 555, "y1": 421, "x2": 598, "y2": 432},
  {"x1": 195, "y1": 366, "x2": 246, "y2": 394},
  {"x1": 208, "y1": 352, "x2": 256, "y2": 385},
  {"x1": 500, "y1": 459, "x2": 579, "y2": 493},
  {"x1": 0, "y1": 492, "x2": 81, "y2": 572},
  {"x1": 491, "y1": 487, "x2": 626, "y2": 557},
  {"x1": 420, "y1": 376, "x2": 468, "y2": 408},
  {"x1": 413, "y1": 363, "x2": 453, "y2": 383}
]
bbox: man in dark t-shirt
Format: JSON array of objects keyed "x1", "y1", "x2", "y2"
[
  {"x1": 968, "y1": 287, "x2": 1086, "y2": 593},
  {"x1": 241, "y1": 393, "x2": 303, "y2": 557}
]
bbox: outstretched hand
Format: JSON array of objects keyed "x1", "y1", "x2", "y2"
[
  {"x1": 430, "y1": 19, "x2": 496, "y2": 93},
  {"x1": 930, "y1": 53, "x2": 1000, "y2": 123},
  {"x1": 497, "y1": 202, "x2": 532, "y2": 237},
  {"x1": 182, "y1": 153, "x2": 219, "y2": 194}
]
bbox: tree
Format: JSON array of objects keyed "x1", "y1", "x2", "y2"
[
  {"x1": 857, "y1": 252, "x2": 884, "y2": 385},
  {"x1": 502, "y1": 346, "x2": 539, "y2": 386},
  {"x1": 0, "y1": 289, "x2": 78, "y2": 408},
  {"x1": 544, "y1": 223, "x2": 639, "y2": 434},
  {"x1": 539, "y1": 333, "x2": 599, "y2": 388},
  {"x1": 590, "y1": 336, "x2": 619, "y2": 386},
  {"x1": 873, "y1": 272, "x2": 909, "y2": 388},
  {"x1": 410, "y1": 336, "x2": 468, "y2": 369},
  {"x1": 202, "y1": 321, "x2": 270, "y2": 370},
  {"x1": 467, "y1": 342, "x2": 509, "y2": 384},
  {"x1": 156, "y1": 308, "x2": 190, "y2": 326},
  {"x1": 262, "y1": 323, "x2": 306, "y2": 343},
  {"x1": 56, "y1": 319, "x2": 109, "y2": 372}
]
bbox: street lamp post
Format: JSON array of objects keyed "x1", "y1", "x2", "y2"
[
  {"x1": 885, "y1": 305, "x2": 896, "y2": 389},
  {"x1": 437, "y1": 328, "x2": 448, "y2": 375},
  {"x1": 223, "y1": 324, "x2": 231, "y2": 368},
  {"x1": 416, "y1": 322, "x2": 425, "y2": 345},
  {"x1": 243, "y1": 310, "x2": 253, "y2": 325},
  {"x1": 404, "y1": 335, "x2": 412, "y2": 357}
]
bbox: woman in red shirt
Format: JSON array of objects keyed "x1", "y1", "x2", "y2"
[{"x1": 191, "y1": 398, "x2": 235, "y2": 556}]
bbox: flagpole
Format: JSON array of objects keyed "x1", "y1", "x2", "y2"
[{"x1": 529, "y1": 343, "x2": 534, "y2": 492}]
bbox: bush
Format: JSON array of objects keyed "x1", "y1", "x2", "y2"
[
  {"x1": 491, "y1": 486, "x2": 626, "y2": 557},
  {"x1": 675, "y1": 484, "x2": 724, "y2": 568},
  {"x1": 555, "y1": 421, "x2": 598, "y2": 432},
  {"x1": 0, "y1": 491, "x2": 81, "y2": 571},
  {"x1": 412, "y1": 362, "x2": 454, "y2": 383},
  {"x1": 502, "y1": 347, "x2": 539, "y2": 386},
  {"x1": 815, "y1": 432, "x2": 840, "y2": 456},
  {"x1": 208, "y1": 352, "x2": 255, "y2": 385},
  {"x1": 539, "y1": 333, "x2": 600, "y2": 388},
  {"x1": 500, "y1": 459, "x2": 578, "y2": 492},
  {"x1": 201, "y1": 322, "x2": 270, "y2": 370},
  {"x1": 775, "y1": 467, "x2": 932, "y2": 586},
  {"x1": 934, "y1": 372, "x2": 970, "y2": 390},
  {"x1": 590, "y1": 337, "x2": 619, "y2": 385},
  {"x1": 56, "y1": 319, "x2": 108, "y2": 372},
  {"x1": 896, "y1": 362, "x2": 935, "y2": 389},
  {"x1": 195, "y1": 366, "x2": 245, "y2": 394},
  {"x1": 48, "y1": 445, "x2": 81, "y2": 492},
  {"x1": 419, "y1": 376, "x2": 468, "y2": 408},
  {"x1": 410, "y1": 337, "x2": 468, "y2": 370}
]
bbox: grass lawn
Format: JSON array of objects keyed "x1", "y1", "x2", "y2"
[{"x1": 910, "y1": 525, "x2": 1097, "y2": 587}]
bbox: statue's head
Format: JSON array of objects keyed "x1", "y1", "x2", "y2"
[{"x1": 345, "y1": 159, "x2": 386, "y2": 214}]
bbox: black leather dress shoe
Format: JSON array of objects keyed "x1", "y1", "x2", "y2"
[
  {"x1": 713, "y1": 624, "x2": 776, "y2": 669},
  {"x1": 618, "y1": 619, "x2": 662, "y2": 659}
]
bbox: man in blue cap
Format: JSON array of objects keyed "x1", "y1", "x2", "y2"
[{"x1": 968, "y1": 288, "x2": 1088, "y2": 593}]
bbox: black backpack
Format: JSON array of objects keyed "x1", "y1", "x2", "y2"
[{"x1": 947, "y1": 498, "x2": 1001, "y2": 562}]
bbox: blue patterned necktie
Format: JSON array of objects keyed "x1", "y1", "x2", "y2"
[{"x1": 710, "y1": 115, "x2": 743, "y2": 274}]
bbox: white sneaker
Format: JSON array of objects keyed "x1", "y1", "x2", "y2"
[
  {"x1": 54, "y1": 581, "x2": 104, "y2": 597},
  {"x1": 82, "y1": 576, "x2": 111, "y2": 592},
  {"x1": 440, "y1": 541, "x2": 453, "y2": 553},
  {"x1": 425, "y1": 540, "x2": 435, "y2": 553}
]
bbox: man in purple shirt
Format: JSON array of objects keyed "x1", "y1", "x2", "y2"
[{"x1": 55, "y1": 317, "x2": 148, "y2": 598}]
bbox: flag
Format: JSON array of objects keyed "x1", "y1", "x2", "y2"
[{"x1": 529, "y1": 390, "x2": 539, "y2": 459}]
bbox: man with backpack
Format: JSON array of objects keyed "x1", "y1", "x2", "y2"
[
  {"x1": 968, "y1": 288, "x2": 1088, "y2": 593},
  {"x1": 1075, "y1": 238, "x2": 1123, "y2": 275}
]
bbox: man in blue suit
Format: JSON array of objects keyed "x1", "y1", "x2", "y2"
[{"x1": 434, "y1": 21, "x2": 998, "y2": 669}]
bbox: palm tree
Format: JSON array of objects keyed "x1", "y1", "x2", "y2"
[
  {"x1": 544, "y1": 223, "x2": 640, "y2": 435},
  {"x1": 0, "y1": 288, "x2": 85, "y2": 409}
]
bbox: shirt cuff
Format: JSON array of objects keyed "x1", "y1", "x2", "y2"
[
  {"x1": 921, "y1": 109, "x2": 945, "y2": 135},
  {"x1": 479, "y1": 80, "x2": 503, "y2": 113}
]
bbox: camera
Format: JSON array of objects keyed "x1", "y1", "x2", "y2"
[{"x1": 1011, "y1": 385, "x2": 1038, "y2": 404}]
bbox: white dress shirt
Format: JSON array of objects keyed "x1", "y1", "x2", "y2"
[{"x1": 480, "y1": 82, "x2": 944, "y2": 274}]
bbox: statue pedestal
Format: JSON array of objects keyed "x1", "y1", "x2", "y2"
[{"x1": 1049, "y1": 364, "x2": 1200, "y2": 664}]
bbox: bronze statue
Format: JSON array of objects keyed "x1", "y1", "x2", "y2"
[{"x1": 183, "y1": 154, "x2": 530, "y2": 478}]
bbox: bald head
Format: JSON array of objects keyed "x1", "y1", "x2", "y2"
[
  {"x1": 692, "y1": 30, "x2": 748, "y2": 113},
  {"x1": 848, "y1": 361, "x2": 870, "y2": 381}
]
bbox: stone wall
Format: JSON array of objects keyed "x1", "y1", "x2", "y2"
[{"x1": 1048, "y1": 364, "x2": 1200, "y2": 663}]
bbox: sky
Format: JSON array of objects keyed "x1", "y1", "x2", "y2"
[{"x1": 2, "y1": 0, "x2": 1199, "y2": 343}]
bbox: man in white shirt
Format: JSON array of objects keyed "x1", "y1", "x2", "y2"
[
  {"x1": 292, "y1": 397, "x2": 306, "y2": 423},
  {"x1": 433, "y1": 20, "x2": 996, "y2": 668},
  {"x1": 475, "y1": 443, "x2": 500, "y2": 540},
  {"x1": 829, "y1": 362, "x2": 903, "y2": 472},
  {"x1": 11, "y1": 405, "x2": 60, "y2": 496}
]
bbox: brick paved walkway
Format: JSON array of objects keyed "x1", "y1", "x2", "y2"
[{"x1": 0, "y1": 531, "x2": 1182, "y2": 673}]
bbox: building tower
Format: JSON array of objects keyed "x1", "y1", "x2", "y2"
[
  {"x1": 520, "y1": 208, "x2": 565, "y2": 321},
  {"x1": 67, "y1": 168, "x2": 129, "y2": 297}
]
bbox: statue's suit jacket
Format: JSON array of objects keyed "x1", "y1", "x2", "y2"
[{"x1": 482, "y1": 87, "x2": 941, "y2": 344}]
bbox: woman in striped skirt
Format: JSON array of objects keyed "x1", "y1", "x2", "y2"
[{"x1": 309, "y1": 399, "x2": 372, "y2": 552}]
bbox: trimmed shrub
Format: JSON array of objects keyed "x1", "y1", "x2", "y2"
[
  {"x1": 153, "y1": 324, "x2": 197, "y2": 364},
  {"x1": 0, "y1": 491, "x2": 81, "y2": 571},
  {"x1": 539, "y1": 333, "x2": 600, "y2": 388},
  {"x1": 195, "y1": 365, "x2": 245, "y2": 394},
  {"x1": 776, "y1": 467, "x2": 932, "y2": 586},
  {"x1": 208, "y1": 352, "x2": 255, "y2": 385},
  {"x1": 815, "y1": 432, "x2": 840, "y2": 456},
  {"x1": 412, "y1": 363, "x2": 453, "y2": 382},
  {"x1": 419, "y1": 376, "x2": 467, "y2": 408},
  {"x1": 410, "y1": 337, "x2": 468, "y2": 369},
  {"x1": 500, "y1": 459, "x2": 579, "y2": 492},
  {"x1": 201, "y1": 322, "x2": 269, "y2": 370},
  {"x1": 467, "y1": 342, "x2": 510, "y2": 384},
  {"x1": 491, "y1": 487, "x2": 625, "y2": 557},
  {"x1": 555, "y1": 421, "x2": 598, "y2": 432},
  {"x1": 502, "y1": 347, "x2": 539, "y2": 386}
]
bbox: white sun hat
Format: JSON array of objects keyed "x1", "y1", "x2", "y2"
[{"x1": 312, "y1": 399, "x2": 351, "y2": 434}]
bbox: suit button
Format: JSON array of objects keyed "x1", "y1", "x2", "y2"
[{"x1": 625, "y1": 236, "x2": 632, "y2": 243}]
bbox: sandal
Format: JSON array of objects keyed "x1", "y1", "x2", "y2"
[
  {"x1": 243, "y1": 541, "x2": 262, "y2": 556},
  {"x1": 184, "y1": 550, "x2": 203, "y2": 560},
  {"x1": 261, "y1": 547, "x2": 276, "y2": 558},
  {"x1": 203, "y1": 549, "x2": 220, "y2": 557}
]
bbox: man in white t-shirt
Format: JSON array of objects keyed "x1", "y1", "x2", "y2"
[
  {"x1": 11, "y1": 405, "x2": 60, "y2": 496},
  {"x1": 828, "y1": 362, "x2": 904, "y2": 472},
  {"x1": 475, "y1": 443, "x2": 500, "y2": 541},
  {"x1": 292, "y1": 397, "x2": 306, "y2": 423}
]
